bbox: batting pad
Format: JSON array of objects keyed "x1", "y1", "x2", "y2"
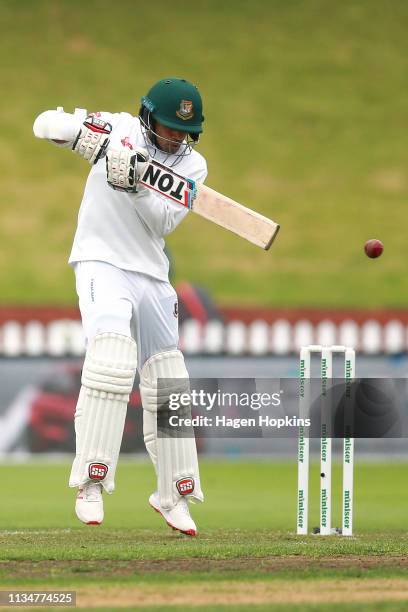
[
  {"x1": 140, "y1": 350, "x2": 204, "y2": 509},
  {"x1": 69, "y1": 332, "x2": 137, "y2": 493}
]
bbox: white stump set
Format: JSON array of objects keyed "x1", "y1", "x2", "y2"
[{"x1": 297, "y1": 345, "x2": 355, "y2": 536}]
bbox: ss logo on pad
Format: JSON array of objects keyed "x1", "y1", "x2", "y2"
[
  {"x1": 89, "y1": 463, "x2": 108, "y2": 480},
  {"x1": 176, "y1": 477, "x2": 194, "y2": 495}
]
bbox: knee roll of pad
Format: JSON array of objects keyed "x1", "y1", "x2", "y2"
[
  {"x1": 81, "y1": 333, "x2": 136, "y2": 394},
  {"x1": 140, "y1": 350, "x2": 190, "y2": 414}
]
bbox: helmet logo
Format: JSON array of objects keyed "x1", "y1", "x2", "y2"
[{"x1": 176, "y1": 99, "x2": 194, "y2": 120}]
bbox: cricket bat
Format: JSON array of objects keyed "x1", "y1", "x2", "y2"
[{"x1": 139, "y1": 160, "x2": 280, "y2": 250}]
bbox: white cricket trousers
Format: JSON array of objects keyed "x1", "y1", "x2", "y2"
[{"x1": 74, "y1": 260, "x2": 179, "y2": 369}]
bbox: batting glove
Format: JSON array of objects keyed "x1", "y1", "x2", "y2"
[
  {"x1": 72, "y1": 114, "x2": 112, "y2": 165},
  {"x1": 106, "y1": 146, "x2": 150, "y2": 192}
]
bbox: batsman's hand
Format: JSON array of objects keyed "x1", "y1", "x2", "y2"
[
  {"x1": 72, "y1": 114, "x2": 112, "y2": 164},
  {"x1": 106, "y1": 146, "x2": 150, "y2": 192}
]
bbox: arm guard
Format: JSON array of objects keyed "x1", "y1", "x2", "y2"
[{"x1": 33, "y1": 107, "x2": 87, "y2": 147}]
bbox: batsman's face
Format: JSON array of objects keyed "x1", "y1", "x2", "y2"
[{"x1": 155, "y1": 122, "x2": 186, "y2": 154}]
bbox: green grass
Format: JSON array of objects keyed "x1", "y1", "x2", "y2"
[
  {"x1": 15, "y1": 606, "x2": 408, "y2": 612},
  {"x1": 2, "y1": 0, "x2": 408, "y2": 306},
  {"x1": 100, "y1": 607, "x2": 408, "y2": 612},
  {"x1": 1, "y1": 460, "x2": 408, "y2": 608},
  {"x1": 7, "y1": 606, "x2": 408, "y2": 612},
  {"x1": 1, "y1": 460, "x2": 407, "y2": 534},
  {"x1": 1, "y1": 460, "x2": 408, "y2": 563},
  {"x1": 79, "y1": 608, "x2": 408, "y2": 612}
]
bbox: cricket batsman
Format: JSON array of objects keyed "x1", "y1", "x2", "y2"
[{"x1": 33, "y1": 77, "x2": 206, "y2": 536}]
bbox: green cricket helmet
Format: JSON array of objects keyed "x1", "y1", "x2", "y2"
[{"x1": 140, "y1": 77, "x2": 204, "y2": 134}]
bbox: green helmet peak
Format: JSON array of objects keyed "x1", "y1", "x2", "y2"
[{"x1": 141, "y1": 77, "x2": 204, "y2": 134}]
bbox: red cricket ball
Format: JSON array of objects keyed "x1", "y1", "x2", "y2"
[{"x1": 364, "y1": 239, "x2": 384, "y2": 258}]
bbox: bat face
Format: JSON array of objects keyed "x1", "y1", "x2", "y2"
[
  {"x1": 140, "y1": 160, "x2": 280, "y2": 250},
  {"x1": 140, "y1": 161, "x2": 196, "y2": 208}
]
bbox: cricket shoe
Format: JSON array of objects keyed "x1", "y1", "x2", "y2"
[
  {"x1": 75, "y1": 482, "x2": 104, "y2": 525},
  {"x1": 149, "y1": 491, "x2": 197, "y2": 536}
]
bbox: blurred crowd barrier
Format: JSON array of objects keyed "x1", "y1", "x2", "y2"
[
  {"x1": 1, "y1": 295, "x2": 408, "y2": 458},
  {"x1": 1, "y1": 304, "x2": 408, "y2": 357},
  {"x1": 0, "y1": 345, "x2": 407, "y2": 459}
]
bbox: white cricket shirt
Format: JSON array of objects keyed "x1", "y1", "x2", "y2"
[{"x1": 69, "y1": 112, "x2": 207, "y2": 281}]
